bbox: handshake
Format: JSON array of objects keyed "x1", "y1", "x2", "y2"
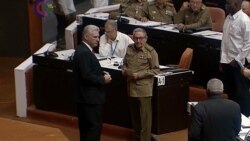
[{"x1": 104, "y1": 71, "x2": 112, "y2": 83}]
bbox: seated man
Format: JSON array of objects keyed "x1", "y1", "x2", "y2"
[
  {"x1": 174, "y1": 0, "x2": 212, "y2": 31},
  {"x1": 242, "y1": 0, "x2": 250, "y2": 17},
  {"x1": 189, "y1": 78, "x2": 241, "y2": 141},
  {"x1": 139, "y1": 0, "x2": 176, "y2": 23},
  {"x1": 99, "y1": 20, "x2": 134, "y2": 58},
  {"x1": 109, "y1": 0, "x2": 148, "y2": 20}
]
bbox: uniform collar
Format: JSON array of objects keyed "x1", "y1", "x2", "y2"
[{"x1": 230, "y1": 9, "x2": 242, "y2": 20}]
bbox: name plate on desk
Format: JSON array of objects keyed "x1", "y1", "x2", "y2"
[{"x1": 156, "y1": 75, "x2": 165, "y2": 86}]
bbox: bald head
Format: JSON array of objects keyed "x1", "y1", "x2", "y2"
[
  {"x1": 242, "y1": 0, "x2": 250, "y2": 17},
  {"x1": 207, "y1": 78, "x2": 224, "y2": 96},
  {"x1": 226, "y1": 0, "x2": 243, "y2": 14}
]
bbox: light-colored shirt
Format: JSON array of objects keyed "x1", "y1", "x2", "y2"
[
  {"x1": 220, "y1": 10, "x2": 250, "y2": 65},
  {"x1": 99, "y1": 31, "x2": 134, "y2": 58},
  {"x1": 56, "y1": 0, "x2": 76, "y2": 15}
]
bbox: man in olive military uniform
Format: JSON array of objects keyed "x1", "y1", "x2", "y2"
[
  {"x1": 174, "y1": 0, "x2": 212, "y2": 31},
  {"x1": 139, "y1": 0, "x2": 176, "y2": 23},
  {"x1": 122, "y1": 28, "x2": 160, "y2": 141},
  {"x1": 109, "y1": 0, "x2": 148, "y2": 20}
]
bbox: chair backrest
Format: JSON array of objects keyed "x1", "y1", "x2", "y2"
[
  {"x1": 178, "y1": 48, "x2": 193, "y2": 69},
  {"x1": 189, "y1": 86, "x2": 228, "y2": 102},
  {"x1": 208, "y1": 7, "x2": 225, "y2": 32}
]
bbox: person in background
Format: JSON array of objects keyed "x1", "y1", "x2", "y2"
[
  {"x1": 122, "y1": 28, "x2": 160, "y2": 141},
  {"x1": 242, "y1": 0, "x2": 250, "y2": 17},
  {"x1": 109, "y1": 0, "x2": 148, "y2": 20},
  {"x1": 90, "y1": 0, "x2": 109, "y2": 8},
  {"x1": 189, "y1": 78, "x2": 241, "y2": 141},
  {"x1": 73, "y1": 25, "x2": 112, "y2": 141},
  {"x1": 99, "y1": 20, "x2": 134, "y2": 58},
  {"x1": 53, "y1": 0, "x2": 76, "y2": 49},
  {"x1": 220, "y1": 0, "x2": 250, "y2": 116},
  {"x1": 139, "y1": 0, "x2": 176, "y2": 23},
  {"x1": 174, "y1": 0, "x2": 212, "y2": 31}
]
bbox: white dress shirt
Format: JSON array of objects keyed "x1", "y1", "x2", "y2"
[
  {"x1": 220, "y1": 10, "x2": 250, "y2": 65},
  {"x1": 99, "y1": 31, "x2": 134, "y2": 58},
  {"x1": 58, "y1": 0, "x2": 76, "y2": 15}
]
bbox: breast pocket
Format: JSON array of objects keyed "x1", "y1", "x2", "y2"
[
  {"x1": 137, "y1": 57, "x2": 148, "y2": 64},
  {"x1": 229, "y1": 25, "x2": 240, "y2": 38}
]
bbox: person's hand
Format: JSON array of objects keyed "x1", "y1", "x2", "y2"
[
  {"x1": 176, "y1": 23, "x2": 185, "y2": 30},
  {"x1": 242, "y1": 67, "x2": 250, "y2": 78},
  {"x1": 104, "y1": 71, "x2": 112, "y2": 83},
  {"x1": 180, "y1": 2, "x2": 189, "y2": 11},
  {"x1": 131, "y1": 72, "x2": 139, "y2": 80},
  {"x1": 140, "y1": 17, "x2": 148, "y2": 22}
]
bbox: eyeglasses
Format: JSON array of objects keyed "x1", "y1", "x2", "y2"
[
  {"x1": 133, "y1": 36, "x2": 145, "y2": 40},
  {"x1": 105, "y1": 29, "x2": 115, "y2": 34}
]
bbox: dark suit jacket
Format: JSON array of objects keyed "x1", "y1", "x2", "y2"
[
  {"x1": 189, "y1": 95, "x2": 241, "y2": 141},
  {"x1": 73, "y1": 43, "x2": 105, "y2": 104}
]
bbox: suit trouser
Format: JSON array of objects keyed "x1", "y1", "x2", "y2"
[
  {"x1": 221, "y1": 63, "x2": 250, "y2": 116},
  {"x1": 129, "y1": 97, "x2": 152, "y2": 141},
  {"x1": 76, "y1": 103, "x2": 103, "y2": 141}
]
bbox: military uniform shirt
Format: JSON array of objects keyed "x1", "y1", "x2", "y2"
[
  {"x1": 174, "y1": 4, "x2": 212, "y2": 30},
  {"x1": 122, "y1": 44, "x2": 160, "y2": 97},
  {"x1": 142, "y1": 2, "x2": 176, "y2": 24}
]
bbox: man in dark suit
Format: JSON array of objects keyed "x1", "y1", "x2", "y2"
[
  {"x1": 73, "y1": 24, "x2": 112, "y2": 141},
  {"x1": 189, "y1": 78, "x2": 241, "y2": 141}
]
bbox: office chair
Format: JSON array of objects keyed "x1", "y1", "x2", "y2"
[
  {"x1": 189, "y1": 86, "x2": 228, "y2": 102},
  {"x1": 178, "y1": 48, "x2": 193, "y2": 69},
  {"x1": 208, "y1": 7, "x2": 225, "y2": 32}
]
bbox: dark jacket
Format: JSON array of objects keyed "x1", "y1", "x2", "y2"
[
  {"x1": 189, "y1": 95, "x2": 241, "y2": 141},
  {"x1": 73, "y1": 43, "x2": 105, "y2": 104}
]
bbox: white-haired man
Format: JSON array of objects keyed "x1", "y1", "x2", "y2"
[{"x1": 189, "y1": 78, "x2": 241, "y2": 141}]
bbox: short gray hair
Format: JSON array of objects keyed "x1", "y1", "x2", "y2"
[
  {"x1": 105, "y1": 20, "x2": 118, "y2": 30},
  {"x1": 207, "y1": 78, "x2": 224, "y2": 93},
  {"x1": 82, "y1": 25, "x2": 100, "y2": 37},
  {"x1": 133, "y1": 28, "x2": 148, "y2": 39}
]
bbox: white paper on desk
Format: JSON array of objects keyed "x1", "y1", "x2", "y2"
[
  {"x1": 242, "y1": 114, "x2": 250, "y2": 128},
  {"x1": 122, "y1": 16, "x2": 162, "y2": 27},
  {"x1": 84, "y1": 13, "x2": 109, "y2": 20},
  {"x1": 85, "y1": 4, "x2": 120, "y2": 14},
  {"x1": 192, "y1": 30, "x2": 222, "y2": 36}
]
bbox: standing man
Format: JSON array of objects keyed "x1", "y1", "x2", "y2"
[
  {"x1": 220, "y1": 0, "x2": 250, "y2": 116},
  {"x1": 73, "y1": 25, "x2": 112, "y2": 141},
  {"x1": 122, "y1": 28, "x2": 160, "y2": 141},
  {"x1": 99, "y1": 20, "x2": 134, "y2": 58},
  {"x1": 189, "y1": 78, "x2": 241, "y2": 141},
  {"x1": 242, "y1": 0, "x2": 250, "y2": 17},
  {"x1": 53, "y1": 0, "x2": 76, "y2": 49},
  {"x1": 174, "y1": 0, "x2": 212, "y2": 31}
]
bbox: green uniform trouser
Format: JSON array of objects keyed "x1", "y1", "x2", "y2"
[{"x1": 129, "y1": 97, "x2": 152, "y2": 141}]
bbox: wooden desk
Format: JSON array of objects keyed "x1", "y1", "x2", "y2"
[
  {"x1": 32, "y1": 52, "x2": 192, "y2": 134},
  {"x1": 76, "y1": 16, "x2": 222, "y2": 87}
]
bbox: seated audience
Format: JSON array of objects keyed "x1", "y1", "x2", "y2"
[
  {"x1": 174, "y1": 0, "x2": 212, "y2": 31},
  {"x1": 242, "y1": 0, "x2": 250, "y2": 17},
  {"x1": 109, "y1": 0, "x2": 148, "y2": 20},
  {"x1": 99, "y1": 20, "x2": 134, "y2": 58},
  {"x1": 139, "y1": 0, "x2": 176, "y2": 23},
  {"x1": 189, "y1": 78, "x2": 241, "y2": 141}
]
